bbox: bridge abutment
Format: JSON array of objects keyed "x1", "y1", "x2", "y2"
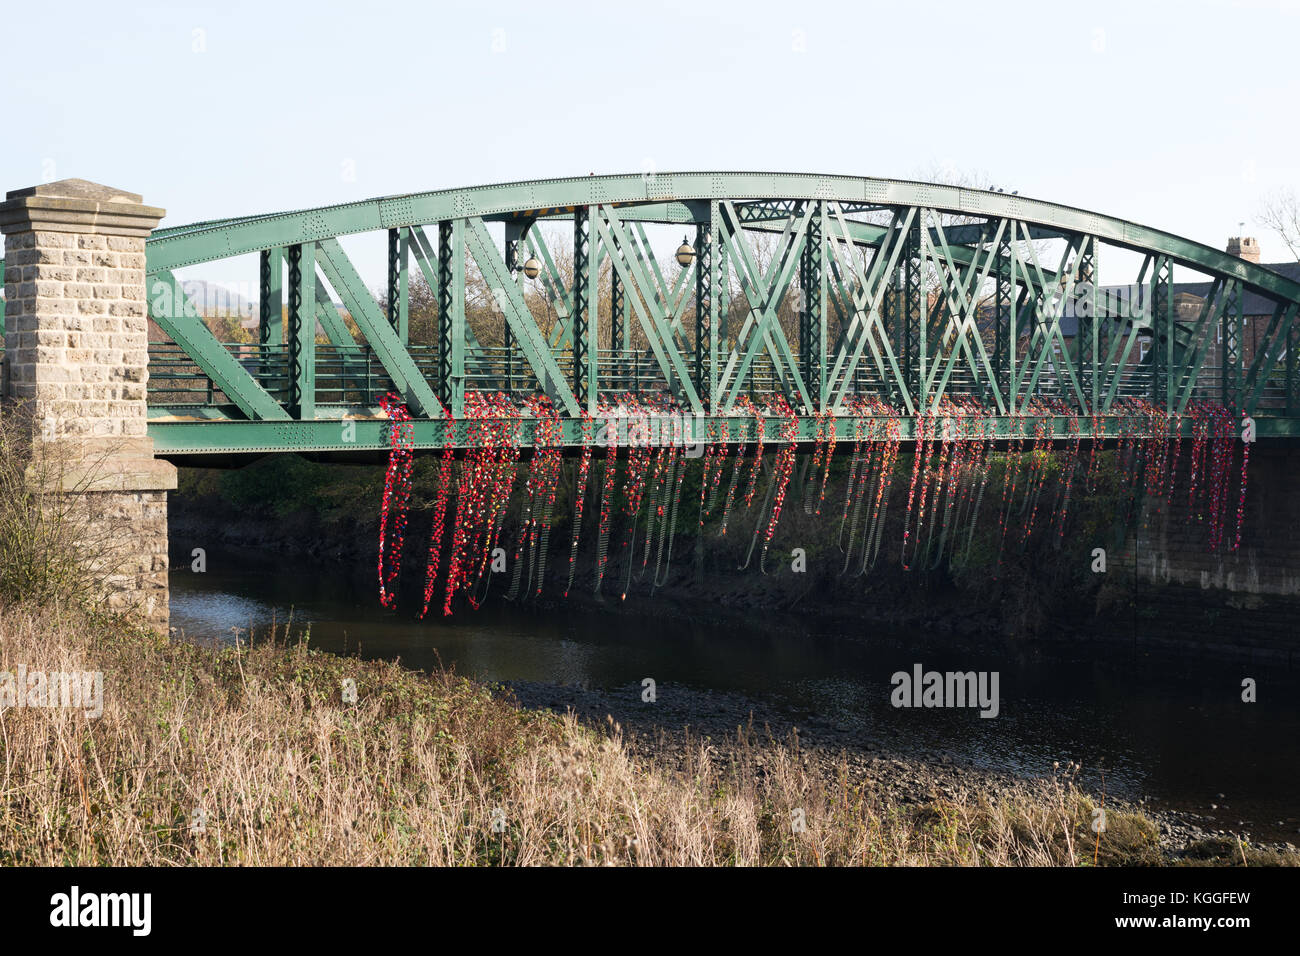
[
  {"x1": 1098, "y1": 444, "x2": 1300, "y2": 661},
  {"x1": 1, "y1": 180, "x2": 175, "y2": 631}
]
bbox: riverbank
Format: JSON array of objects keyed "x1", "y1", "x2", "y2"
[
  {"x1": 158, "y1": 452, "x2": 1300, "y2": 857},
  {"x1": 3, "y1": 599, "x2": 1293, "y2": 865},
  {"x1": 504, "y1": 677, "x2": 1292, "y2": 858}
]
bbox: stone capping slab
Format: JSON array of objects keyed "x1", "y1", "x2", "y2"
[
  {"x1": 22, "y1": 437, "x2": 178, "y2": 493},
  {"x1": 0, "y1": 179, "x2": 164, "y2": 238},
  {"x1": 25, "y1": 458, "x2": 179, "y2": 494}
]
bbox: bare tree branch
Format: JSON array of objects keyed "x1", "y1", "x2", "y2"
[{"x1": 1256, "y1": 188, "x2": 1300, "y2": 261}]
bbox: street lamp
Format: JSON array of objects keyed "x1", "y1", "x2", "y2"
[
  {"x1": 521, "y1": 256, "x2": 541, "y2": 279},
  {"x1": 676, "y1": 236, "x2": 695, "y2": 267}
]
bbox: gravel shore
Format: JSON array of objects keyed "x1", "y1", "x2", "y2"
[{"x1": 504, "y1": 677, "x2": 1296, "y2": 858}]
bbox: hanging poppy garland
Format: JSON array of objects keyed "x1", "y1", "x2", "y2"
[
  {"x1": 698, "y1": 417, "x2": 726, "y2": 526},
  {"x1": 901, "y1": 406, "x2": 934, "y2": 571},
  {"x1": 564, "y1": 410, "x2": 595, "y2": 597},
  {"x1": 1233, "y1": 410, "x2": 1251, "y2": 552},
  {"x1": 375, "y1": 388, "x2": 1253, "y2": 614},
  {"x1": 739, "y1": 397, "x2": 767, "y2": 509},
  {"x1": 376, "y1": 393, "x2": 415, "y2": 609},
  {"x1": 717, "y1": 422, "x2": 749, "y2": 537},
  {"x1": 837, "y1": 405, "x2": 868, "y2": 551},
  {"x1": 593, "y1": 397, "x2": 621, "y2": 594},
  {"x1": 758, "y1": 395, "x2": 801, "y2": 568},
  {"x1": 505, "y1": 394, "x2": 564, "y2": 600},
  {"x1": 443, "y1": 393, "x2": 522, "y2": 615},
  {"x1": 418, "y1": 401, "x2": 456, "y2": 619}
]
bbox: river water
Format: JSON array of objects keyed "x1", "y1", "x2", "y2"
[{"x1": 170, "y1": 544, "x2": 1300, "y2": 844}]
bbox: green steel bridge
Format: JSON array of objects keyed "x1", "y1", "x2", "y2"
[{"x1": 6, "y1": 171, "x2": 1300, "y2": 459}]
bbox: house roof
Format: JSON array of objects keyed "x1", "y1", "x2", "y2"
[
  {"x1": 1170, "y1": 260, "x2": 1300, "y2": 317},
  {"x1": 925, "y1": 259, "x2": 1297, "y2": 339}
]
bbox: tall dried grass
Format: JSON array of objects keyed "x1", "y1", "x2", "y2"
[
  {"x1": 0, "y1": 599, "x2": 1190, "y2": 866},
  {"x1": 0, "y1": 406, "x2": 131, "y2": 613}
]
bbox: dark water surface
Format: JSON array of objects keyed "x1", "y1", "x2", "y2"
[{"x1": 170, "y1": 545, "x2": 1300, "y2": 844}]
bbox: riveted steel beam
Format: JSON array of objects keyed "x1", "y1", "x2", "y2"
[
  {"x1": 258, "y1": 248, "x2": 283, "y2": 347},
  {"x1": 387, "y1": 226, "x2": 409, "y2": 344},
  {"x1": 144, "y1": 172, "x2": 1300, "y2": 311},
  {"x1": 799, "y1": 200, "x2": 826, "y2": 410},
  {"x1": 135, "y1": 172, "x2": 1300, "y2": 450},
  {"x1": 1222, "y1": 280, "x2": 1244, "y2": 413},
  {"x1": 572, "y1": 206, "x2": 590, "y2": 406},
  {"x1": 436, "y1": 221, "x2": 464, "y2": 414},
  {"x1": 1245, "y1": 300, "x2": 1295, "y2": 414},
  {"x1": 923, "y1": 215, "x2": 1008, "y2": 413},
  {"x1": 271, "y1": 248, "x2": 354, "y2": 347},
  {"x1": 716, "y1": 199, "x2": 813, "y2": 412},
  {"x1": 694, "y1": 218, "x2": 712, "y2": 407},
  {"x1": 146, "y1": 409, "x2": 1300, "y2": 459},
  {"x1": 409, "y1": 224, "x2": 483, "y2": 358},
  {"x1": 610, "y1": 263, "x2": 625, "y2": 354},
  {"x1": 1012, "y1": 227, "x2": 1087, "y2": 412},
  {"x1": 825, "y1": 205, "x2": 916, "y2": 413},
  {"x1": 286, "y1": 242, "x2": 316, "y2": 420},
  {"x1": 1172, "y1": 276, "x2": 1224, "y2": 414}
]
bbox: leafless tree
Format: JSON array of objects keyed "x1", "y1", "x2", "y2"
[{"x1": 1257, "y1": 188, "x2": 1300, "y2": 261}]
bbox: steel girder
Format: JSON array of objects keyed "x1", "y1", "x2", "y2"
[
  {"x1": 799, "y1": 202, "x2": 825, "y2": 406},
  {"x1": 145, "y1": 412, "x2": 1300, "y2": 459},
  {"x1": 144, "y1": 173, "x2": 1300, "y2": 303},
  {"x1": 77, "y1": 170, "x2": 1300, "y2": 456},
  {"x1": 258, "y1": 248, "x2": 282, "y2": 348},
  {"x1": 148, "y1": 268, "x2": 289, "y2": 421},
  {"x1": 386, "y1": 226, "x2": 409, "y2": 344},
  {"x1": 313, "y1": 238, "x2": 440, "y2": 417},
  {"x1": 694, "y1": 215, "x2": 714, "y2": 404},
  {"x1": 286, "y1": 243, "x2": 314, "y2": 419},
  {"x1": 571, "y1": 207, "x2": 591, "y2": 407}
]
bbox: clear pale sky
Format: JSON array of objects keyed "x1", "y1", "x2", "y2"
[{"x1": 4, "y1": 0, "x2": 1298, "y2": 289}]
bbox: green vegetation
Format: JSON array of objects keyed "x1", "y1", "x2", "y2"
[{"x1": 183, "y1": 455, "x2": 385, "y2": 522}]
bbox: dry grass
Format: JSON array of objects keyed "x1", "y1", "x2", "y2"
[{"x1": 0, "y1": 599, "x2": 1235, "y2": 867}]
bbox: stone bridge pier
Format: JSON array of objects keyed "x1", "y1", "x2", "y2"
[{"x1": 1, "y1": 180, "x2": 175, "y2": 631}]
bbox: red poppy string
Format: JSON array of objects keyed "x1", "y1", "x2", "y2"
[
  {"x1": 377, "y1": 391, "x2": 1253, "y2": 613},
  {"x1": 377, "y1": 393, "x2": 415, "y2": 609}
]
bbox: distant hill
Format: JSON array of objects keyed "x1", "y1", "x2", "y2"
[
  {"x1": 179, "y1": 280, "x2": 255, "y2": 318},
  {"x1": 141, "y1": 280, "x2": 349, "y2": 342}
]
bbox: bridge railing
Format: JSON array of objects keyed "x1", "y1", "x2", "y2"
[
  {"x1": 147, "y1": 342, "x2": 290, "y2": 409},
  {"x1": 140, "y1": 340, "x2": 1284, "y2": 417}
]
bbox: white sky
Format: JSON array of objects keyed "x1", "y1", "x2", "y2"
[{"x1": 4, "y1": 0, "x2": 1299, "y2": 291}]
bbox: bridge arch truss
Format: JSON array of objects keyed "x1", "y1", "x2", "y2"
[{"x1": 44, "y1": 172, "x2": 1300, "y2": 455}]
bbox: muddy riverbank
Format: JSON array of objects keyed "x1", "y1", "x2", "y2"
[{"x1": 503, "y1": 677, "x2": 1286, "y2": 857}]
